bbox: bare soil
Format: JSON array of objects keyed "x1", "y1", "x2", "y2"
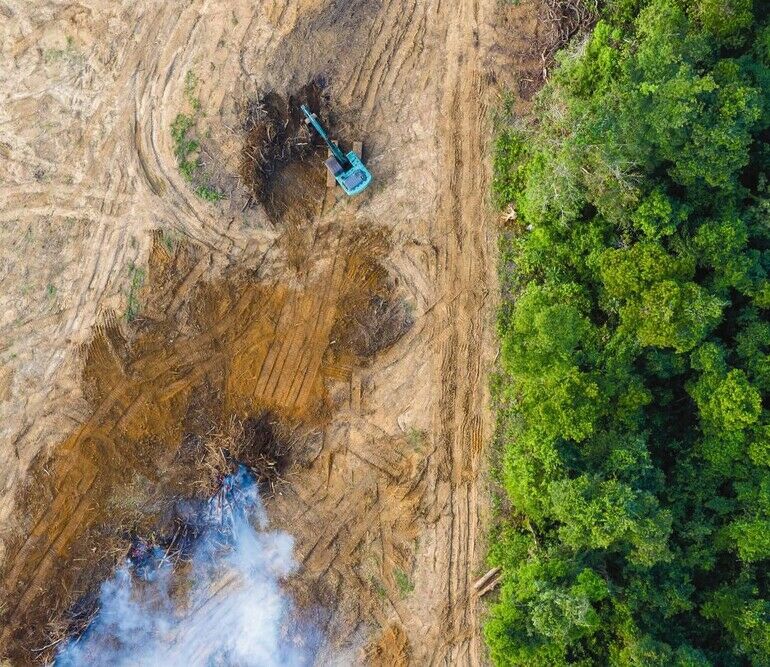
[{"x1": 0, "y1": 0, "x2": 548, "y2": 663}]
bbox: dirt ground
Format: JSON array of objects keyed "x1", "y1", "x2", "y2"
[{"x1": 0, "y1": 0, "x2": 547, "y2": 663}]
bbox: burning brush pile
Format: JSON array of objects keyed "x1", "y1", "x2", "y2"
[
  {"x1": 56, "y1": 473, "x2": 315, "y2": 664},
  {"x1": 191, "y1": 413, "x2": 295, "y2": 499},
  {"x1": 52, "y1": 414, "x2": 316, "y2": 666}
]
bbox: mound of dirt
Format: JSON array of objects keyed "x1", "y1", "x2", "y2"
[{"x1": 336, "y1": 294, "x2": 413, "y2": 358}]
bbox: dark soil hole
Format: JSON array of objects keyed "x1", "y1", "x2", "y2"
[{"x1": 240, "y1": 82, "x2": 330, "y2": 221}]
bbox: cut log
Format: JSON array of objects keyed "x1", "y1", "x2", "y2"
[
  {"x1": 473, "y1": 566, "x2": 501, "y2": 591},
  {"x1": 477, "y1": 574, "x2": 502, "y2": 598}
]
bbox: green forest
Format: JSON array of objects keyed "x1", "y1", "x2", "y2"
[{"x1": 487, "y1": 0, "x2": 770, "y2": 663}]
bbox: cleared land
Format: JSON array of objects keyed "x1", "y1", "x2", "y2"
[{"x1": 0, "y1": 0, "x2": 546, "y2": 662}]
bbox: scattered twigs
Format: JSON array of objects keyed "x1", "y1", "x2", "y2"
[{"x1": 527, "y1": 0, "x2": 597, "y2": 87}]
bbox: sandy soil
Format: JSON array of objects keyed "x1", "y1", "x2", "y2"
[{"x1": 0, "y1": 0, "x2": 546, "y2": 663}]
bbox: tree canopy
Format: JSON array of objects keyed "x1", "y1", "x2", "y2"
[{"x1": 488, "y1": 1, "x2": 770, "y2": 664}]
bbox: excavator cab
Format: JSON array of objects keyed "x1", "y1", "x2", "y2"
[{"x1": 301, "y1": 104, "x2": 372, "y2": 196}]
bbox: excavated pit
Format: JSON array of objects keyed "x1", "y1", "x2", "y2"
[{"x1": 239, "y1": 83, "x2": 329, "y2": 222}]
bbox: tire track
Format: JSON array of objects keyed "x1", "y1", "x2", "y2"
[{"x1": 424, "y1": 0, "x2": 495, "y2": 663}]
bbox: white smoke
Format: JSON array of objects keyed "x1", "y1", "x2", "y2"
[{"x1": 55, "y1": 467, "x2": 317, "y2": 667}]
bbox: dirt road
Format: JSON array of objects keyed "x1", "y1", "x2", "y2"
[{"x1": 0, "y1": 0, "x2": 528, "y2": 661}]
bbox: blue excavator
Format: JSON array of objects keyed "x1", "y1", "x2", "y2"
[{"x1": 301, "y1": 104, "x2": 372, "y2": 196}]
